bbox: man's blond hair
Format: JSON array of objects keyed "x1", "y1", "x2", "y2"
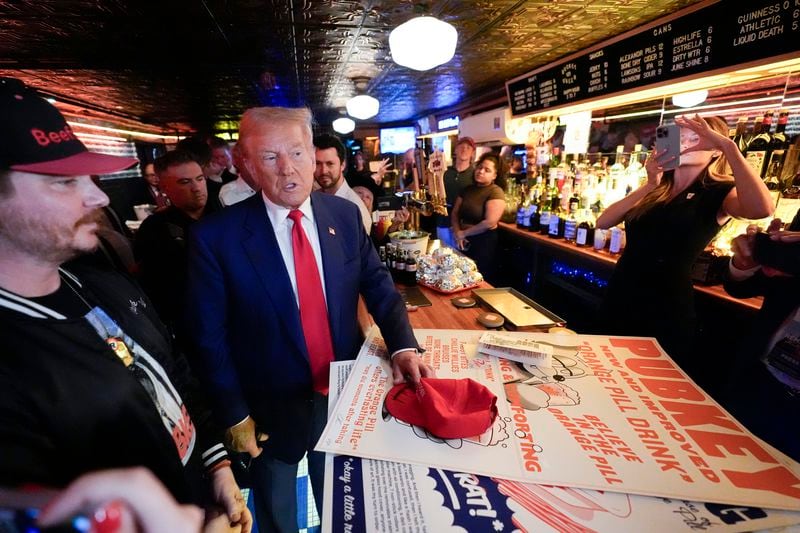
[{"x1": 239, "y1": 107, "x2": 314, "y2": 151}]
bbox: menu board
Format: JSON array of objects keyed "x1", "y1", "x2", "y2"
[{"x1": 507, "y1": 0, "x2": 800, "y2": 116}]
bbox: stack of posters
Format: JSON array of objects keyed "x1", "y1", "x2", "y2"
[{"x1": 318, "y1": 329, "x2": 800, "y2": 532}]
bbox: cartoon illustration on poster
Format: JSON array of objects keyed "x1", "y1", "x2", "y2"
[{"x1": 317, "y1": 329, "x2": 800, "y2": 511}]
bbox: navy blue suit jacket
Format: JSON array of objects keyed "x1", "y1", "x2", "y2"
[{"x1": 185, "y1": 192, "x2": 416, "y2": 462}]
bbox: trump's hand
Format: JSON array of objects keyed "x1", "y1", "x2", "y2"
[
  {"x1": 391, "y1": 350, "x2": 435, "y2": 385},
  {"x1": 225, "y1": 416, "x2": 268, "y2": 458}
]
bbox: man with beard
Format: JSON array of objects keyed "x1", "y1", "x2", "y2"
[
  {"x1": 313, "y1": 133, "x2": 372, "y2": 233},
  {"x1": 134, "y1": 149, "x2": 209, "y2": 331},
  {"x1": 0, "y1": 77, "x2": 250, "y2": 532}
]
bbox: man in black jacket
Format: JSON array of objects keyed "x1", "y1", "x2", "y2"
[
  {"x1": 134, "y1": 149, "x2": 209, "y2": 331},
  {"x1": 0, "y1": 77, "x2": 250, "y2": 531},
  {"x1": 722, "y1": 210, "x2": 800, "y2": 461}
]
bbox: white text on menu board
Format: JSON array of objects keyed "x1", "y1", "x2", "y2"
[
  {"x1": 513, "y1": 75, "x2": 538, "y2": 112},
  {"x1": 671, "y1": 27, "x2": 710, "y2": 72},
  {"x1": 733, "y1": 4, "x2": 788, "y2": 46},
  {"x1": 587, "y1": 50, "x2": 608, "y2": 94},
  {"x1": 561, "y1": 62, "x2": 580, "y2": 101},
  {"x1": 539, "y1": 78, "x2": 558, "y2": 107}
]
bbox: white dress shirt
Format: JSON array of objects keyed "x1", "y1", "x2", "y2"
[
  {"x1": 333, "y1": 180, "x2": 372, "y2": 234},
  {"x1": 261, "y1": 192, "x2": 328, "y2": 308},
  {"x1": 262, "y1": 192, "x2": 416, "y2": 361},
  {"x1": 219, "y1": 177, "x2": 256, "y2": 207}
]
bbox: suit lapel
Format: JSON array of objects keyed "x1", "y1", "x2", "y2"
[
  {"x1": 240, "y1": 195, "x2": 307, "y2": 357},
  {"x1": 311, "y1": 195, "x2": 346, "y2": 352}
]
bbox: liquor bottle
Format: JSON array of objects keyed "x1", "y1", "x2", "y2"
[
  {"x1": 560, "y1": 175, "x2": 573, "y2": 212},
  {"x1": 764, "y1": 110, "x2": 790, "y2": 178},
  {"x1": 764, "y1": 158, "x2": 782, "y2": 206},
  {"x1": 627, "y1": 144, "x2": 647, "y2": 191},
  {"x1": 745, "y1": 111, "x2": 773, "y2": 176},
  {"x1": 528, "y1": 202, "x2": 540, "y2": 232},
  {"x1": 539, "y1": 179, "x2": 553, "y2": 235},
  {"x1": 607, "y1": 146, "x2": 627, "y2": 206},
  {"x1": 516, "y1": 201, "x2": 527, "y2": 229},
  {"x1": 563, "y1": 211, "x2": 578, "y2": 242},
  {"x1": 548, "y1": 205, "x2": 564, "y2": 239},
  {"x1": 395, "y1": 249, "x2": 406, "y2": 278},
  {"x1": 405, "y1": 250, "x2": 418, "y2": 285},
  {"x1": 568, "y1": 187, "x2": 580, "y2": 215},
  {"x1": 731, "y1": 116, "x2": 749, "y2": 154},
  {"x1": 379, "y1": 245, "x2": 386, "y2": 267},
  {"x1": 576, "y1": 209, "x2": 595, "y2": 247}
]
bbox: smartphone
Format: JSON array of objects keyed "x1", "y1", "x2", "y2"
[
  {"x1": 655, "y1": 124, "x2": 681, "y2": 170},
  {"x1": 753, "y1": 232, "x2": 800, "y2": 276},
  {"x1": 0, "y1": 487, "x2": 90, "y2": 532}
]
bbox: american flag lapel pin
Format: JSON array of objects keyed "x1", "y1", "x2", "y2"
[{"x1": 328, "y1": 227, "x2": 336, "y2": 236}]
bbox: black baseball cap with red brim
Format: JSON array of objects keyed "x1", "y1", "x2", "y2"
[{"x1": 0, "y1": 77, "x2": 138, "y2": 176}]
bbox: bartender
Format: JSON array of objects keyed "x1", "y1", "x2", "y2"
[{"x1": 439, "y1": 136, "x2": 476, "y2": 247}]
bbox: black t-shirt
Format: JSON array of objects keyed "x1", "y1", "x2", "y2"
[{"x1": 27, "y1": 277, "x2": 92, "y2": 318}]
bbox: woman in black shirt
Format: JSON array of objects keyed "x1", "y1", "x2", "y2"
[
  {"x1": 597, "y1": 114, "x2": 774, "y2": 365},
  {"x1": 451, "y1": 152, "x2": 507, "y2": 281}
]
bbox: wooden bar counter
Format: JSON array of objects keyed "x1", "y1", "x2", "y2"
[
  {"x1": 498, "y1": 222, "x2": 763, "y2": 311},
  {"x1": 401, "y1": 282, "x2": 493, "y2": 330}
]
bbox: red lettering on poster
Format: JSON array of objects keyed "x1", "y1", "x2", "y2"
[
  {"x1": 685, "y1": 429, "x2": 777, "y2": 463},
  {"x1": 639, "y1": 378, "x2": 705, "y2": 401},
  {"x1": 660, "y1": 401, "x2": 739, "y2": 432},
  {"x1": 626, "y1": 358, "x2": 684, "y2": 379},
  {"x1": 609, "y1": 338, "x2": 661, "y2": 357},
  {"x1": 723, "y1": 466, "x2": 800, "y2": 500}
]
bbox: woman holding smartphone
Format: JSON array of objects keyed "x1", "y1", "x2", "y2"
[{"x1": 596, "y1": 114, "x2": 773, "y2": 366}]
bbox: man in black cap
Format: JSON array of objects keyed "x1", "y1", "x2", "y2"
[{"x1": 0, "y1": 77, "x2": 250, "y2": 531}]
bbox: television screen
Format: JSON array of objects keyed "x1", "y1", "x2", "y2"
[{"x1": 380, "y1": 126, "x2": 417, "y2": 155}]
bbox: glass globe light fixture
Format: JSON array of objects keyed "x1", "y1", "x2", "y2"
[
  {"x1": 672, "y1": 89, "x2": 708, "y2": 108},
  {"x1": 389, "y1": 16, "x2": 457, "y2": 71},
  {"x1": 332, "y1": 117, "x2": 355, "y2": 134},
  {"x1": 346, "y1": 94, "x2": 380, "y2": 120}
]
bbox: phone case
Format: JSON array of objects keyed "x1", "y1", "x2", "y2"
[{"x1": 655, "y1": 125, "x2": 681, "y2": 170}]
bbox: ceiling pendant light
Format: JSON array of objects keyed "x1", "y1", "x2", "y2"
[
  {"x1": 332, "y1": 116, "x2": 355, "y2": 134},
  {"x1": 672, "y1": 89, "x2": 709, "y2": 108},
  {"x1": 389, "y1": 16, "x2": 457, "y2": 71},
  {"x1": 346, "y1": 77, "x2": 380, "y2": 120}
]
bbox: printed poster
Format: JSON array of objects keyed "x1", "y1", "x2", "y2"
[
  {"x1": 317, "y1": 329, "x2": 800, "y2": 511},
  {"x1": 323, "y1": 361, "x2": 800, "y2": 533}
]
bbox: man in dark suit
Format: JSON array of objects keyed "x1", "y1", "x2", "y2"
[{"x1": 185, "y1": 106, "x2": 432, "y2": 532}]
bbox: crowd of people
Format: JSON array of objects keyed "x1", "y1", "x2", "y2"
[{"x1": 0, "y1": 74, "x2": 797, "y2": 533}]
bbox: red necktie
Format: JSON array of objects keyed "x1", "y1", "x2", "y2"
[{"x1": 288, "y1": 209, "x2": 335, "y2": 394}]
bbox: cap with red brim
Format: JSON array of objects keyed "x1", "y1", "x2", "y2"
[
  {"x1": 385, "y1": 377, "x2": 498, "y2": 439},
  {"x1": 11, "y1": 151, "x2": 138, "y2": 176}
]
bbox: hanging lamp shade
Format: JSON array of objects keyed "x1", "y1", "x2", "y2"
[
  {"x1": 672, "y1": 89, "x2": 708, "y2": 108},
  {"x1": 332, "y1": 117, "x2": 355, "y2": 134},
  {"x1": 346, "y1": 94, "x2": 380, "y2": 120},
  {"x1": 389, "y1": 16, "x2": 457, "y2": 71}
]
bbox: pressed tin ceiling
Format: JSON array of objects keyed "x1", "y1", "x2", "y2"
[{"x1": 0, "y1": 0, "x2": 703, "y2": 133}]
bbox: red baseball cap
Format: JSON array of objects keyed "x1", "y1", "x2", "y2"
[
  {"x1": 0, "y1": 77, "x2": 138, "y2": 176},
  {"x1": 385, "y1": 378, "x2": 498, "y2": 439},
  {"x1": 456, "y1": 137, "x2": 476, "y2": 150}
]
